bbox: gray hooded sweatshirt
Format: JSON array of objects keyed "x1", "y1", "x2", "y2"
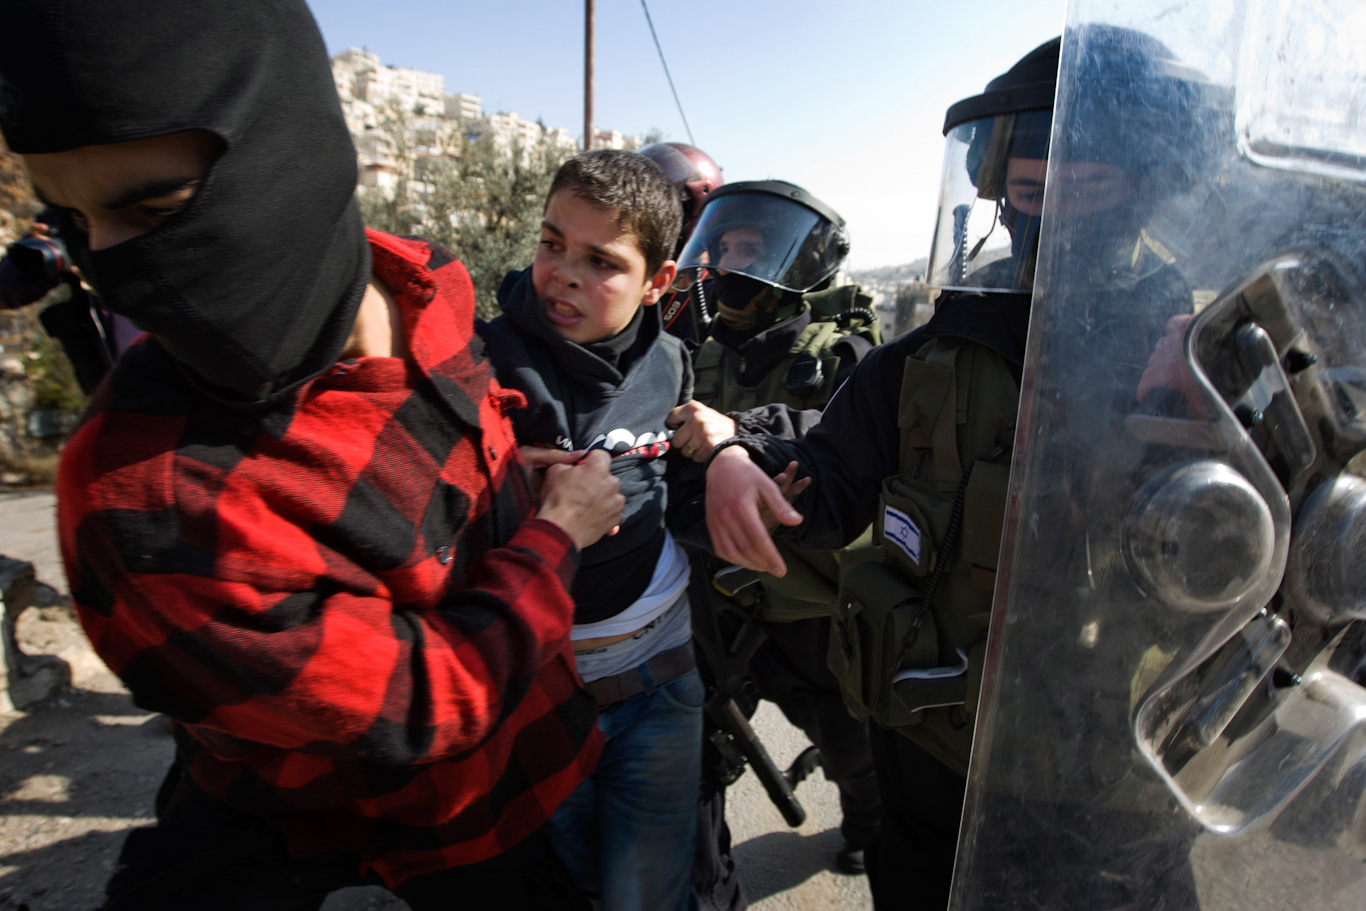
[{"x1": 478, "y1": 268, "x2": 693, "y2": 623}]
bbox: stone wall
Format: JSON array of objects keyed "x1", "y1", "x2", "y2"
[
  {"x1": 0, "y1": 352, "x2": 35, "y2": 477},
  {"x1": 0, "y1": 350, "x2": 75, "y2": 486}
]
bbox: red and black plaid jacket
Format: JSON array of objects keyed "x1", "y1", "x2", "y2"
[{"x1": 57, "y1": 230, "x2": 603, "y2": 885}]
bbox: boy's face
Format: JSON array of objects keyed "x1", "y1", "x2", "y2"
[{"x1": 533, "y1": 190, "x2": 676, "y2": 345}]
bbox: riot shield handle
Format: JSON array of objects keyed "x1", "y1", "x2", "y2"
[{"x1": 1233, "y1": 322, "x2": 1316, "y2": 478}]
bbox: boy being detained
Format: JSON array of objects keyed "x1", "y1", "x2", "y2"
[{"x1": 478, "y1": 150, "x2": 735, "y2": 911}]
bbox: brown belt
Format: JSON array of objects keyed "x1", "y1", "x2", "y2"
[{"x1": 584, "y1": 642, "x2": 696, "y2": 708}]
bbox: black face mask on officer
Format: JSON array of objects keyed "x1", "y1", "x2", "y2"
[
  {"x1": 711, "y1": 273, "x2": 804, "y2": 333},
  {"x1": 1000, "y1": 152, "x2": 1136, "y2": 286},
  {"x1": 0, "y1": 0, "x2": 369, "y2": 406}
]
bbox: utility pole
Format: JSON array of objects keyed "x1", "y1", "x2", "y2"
[{"x1": 584, "y1": 0, "x2": 594, "y2": 150}]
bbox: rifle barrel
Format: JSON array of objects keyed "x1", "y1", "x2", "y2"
[{"x1": 710, "y1": 698, "x2": 807, "y2": 828}]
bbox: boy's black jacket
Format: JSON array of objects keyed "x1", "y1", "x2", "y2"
[{"x1": 478, "y1": 269, "x2": 694, "y2": 623}]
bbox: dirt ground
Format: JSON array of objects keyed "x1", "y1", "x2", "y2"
[
  {"x1": 0, "y1": 587, "x2": 175, "y2": 910},
  {"x1": 0, "y1": 679, "x2": 172, "y2": 911}
]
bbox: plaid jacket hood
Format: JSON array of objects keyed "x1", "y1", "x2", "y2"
[{"x1": 57, "y1": 230, "x2": 602, "y2": 885}]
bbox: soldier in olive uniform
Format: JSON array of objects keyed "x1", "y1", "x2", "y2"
[
  {"x1": 699, "y1": 42, "x2": 1058, "y2": 911},
  {"x1": 670, "y1": 182, "x2": 883, "y2": 898},
  {"x1": 701, "y1": 30, "x2": 1229, "y2": 909}
]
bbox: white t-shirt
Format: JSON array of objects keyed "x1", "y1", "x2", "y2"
[{"x1": 570, "y1": 529, "x2": 690, "y2": 640}]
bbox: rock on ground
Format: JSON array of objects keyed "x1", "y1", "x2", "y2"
[{"x1": 0, "y1": 494, "x2": 65, "y2": 601}]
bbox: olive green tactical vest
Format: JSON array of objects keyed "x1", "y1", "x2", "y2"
[
  {"x1": 830, "y1": 338, "x2": 1019, "y2": 776},
  {"x1": 696, "y1": 285, "x2": 882, "y2": 621},
  {"x1": 693, "y1": 285, "x2": 882, "y2": 416}
]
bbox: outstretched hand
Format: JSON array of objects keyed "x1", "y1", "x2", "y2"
[{"x1": 706, "y1": 446, "x2": 809, "y2": 576}]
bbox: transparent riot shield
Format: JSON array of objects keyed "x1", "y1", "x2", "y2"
[{"x1": 952, "y1": 3, "x2": 1366, "y2": 909}]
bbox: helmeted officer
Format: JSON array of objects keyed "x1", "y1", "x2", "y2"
[
  {"x1": 671, "y1": 182, "x2": 882, "y2": 909},
  {"x1": 679, "y1": 181, "x2": 882, "y2": 417},
  {"x1": 701, "y1": 38, "x2": 1061, "y2": 910},
  {"x1": 702, "y1": 29, "x2": 1223, "y2": 909},
  {"x1": 683, "y1": 181, "x2": 883, "y2": 873},
  {"x1": 638, "y1": 141, "x2": 724, "y2": 345}
]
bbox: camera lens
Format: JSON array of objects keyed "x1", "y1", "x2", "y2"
[{"x1": 7, "y1": 236, "x2": 69, "y2": 283}]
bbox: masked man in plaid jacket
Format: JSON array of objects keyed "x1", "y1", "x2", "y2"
[{"x1": 0, "y1": 2, "x2": 626, "y2": 908}]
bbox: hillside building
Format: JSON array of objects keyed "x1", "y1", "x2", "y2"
[{"x1": 330, "y1": 47, "x2": 635, "y2": 195}]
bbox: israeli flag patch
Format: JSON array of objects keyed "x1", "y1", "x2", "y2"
[{"x1": 883, "y1": 505, "x2": 922, "y2": 564}]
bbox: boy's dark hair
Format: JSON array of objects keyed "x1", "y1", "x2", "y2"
[{"x1": 547, "y1": 150, "x2": 683, "y2": 276}]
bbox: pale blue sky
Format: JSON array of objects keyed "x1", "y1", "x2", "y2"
[{"x1": 307, "y1": 0, "x2": 1066, "y2": 269}]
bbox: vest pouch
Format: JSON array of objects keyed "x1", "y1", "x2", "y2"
[
  {"x1": 899, "y1": 636, "x2": 988, "y2": 776},
  {"x1": 692, "y1": 340, "x2": 723, "y2": 406},
  {"x1": 835, "y1": 525, "x2": 882, "y2": 587},
  {"x1": 828, "y1": 589, "x2": 870, "y2": 720},
  {"x1": 693, "y1": 379, "x2": 720, "y2": 403},
  {"x1": 876, "y1": 478, "x2": 952, "y2": 580},
  {"x1": 761, "y1": 526, "x2": 880, "y2": 623},
  {"x1": 832, "y1": 560, "x2": 941, "y2": 731},
  {"x1": 963, "y1": 459, "x2": 1011, "y2": 585},
  {"x1": 759, "y1": 539, "x2": 840, "y2": 622}
]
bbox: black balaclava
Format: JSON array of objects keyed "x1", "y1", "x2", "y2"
[
  {"x1": 0, "y1": 0, "x2": 369, "y2": 406},
  {"x1": 1053, "y1": 25, "x2": 1214, "y2": 280},
  {"x1": 711, "y1": 273, "x2": 803, "y2": 336}
]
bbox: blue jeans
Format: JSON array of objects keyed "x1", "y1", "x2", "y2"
[{"x1": 548, "y1": 667, "x2": 704, "y2": 911}]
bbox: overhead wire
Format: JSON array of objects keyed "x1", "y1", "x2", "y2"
[{"x1": 639, "y1": 0, "x2": 695, "y2": 146}]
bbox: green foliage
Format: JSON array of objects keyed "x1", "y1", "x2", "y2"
[
  {"x1": 0, "y1": 131, "x2": 84, "y2": 420},
  {"x1": 25, "y1": 319, "x2": 84, "y2": 412},
  {"x1": 355, "y1": 100, "x2": 429, "y2": 240},
  {"x1": 2, "y1": 303, "x2": 83, "y2": 412},
  {"x1": 357, "y1": 179, "x2": 425, "y2": 241},
  {"x1": 358, "y1": 110, "x2": 574, "y2": 320},
  {"x1": 0, "y1": 136, "x2": 76, "y2": 413}
]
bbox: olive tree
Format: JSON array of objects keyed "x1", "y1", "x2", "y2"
[{"x1": 358, "y1": 108, "x2": 574, "y2": 319}]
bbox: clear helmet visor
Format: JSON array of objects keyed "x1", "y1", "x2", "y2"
[
  {"x1": 927, "y1": 110, "x2": 1053, "y2": 293},
  {"x1": 676, "y1": 191, "x2": 849, "y2": 293}
]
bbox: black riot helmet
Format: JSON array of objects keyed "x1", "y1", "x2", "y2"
[
  {"x1": 1055, "y1": 25, "x2": 1223, "y2": 222},
  {"x1": 677, "y1": 181, "x2": 849, "y2": 293},
  {"x1": 676, "y1": 181, "x2": 850, "y2": 333},
  {"x1": 927, "y1": 38, "x2": 1060, "y2": 294}
]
